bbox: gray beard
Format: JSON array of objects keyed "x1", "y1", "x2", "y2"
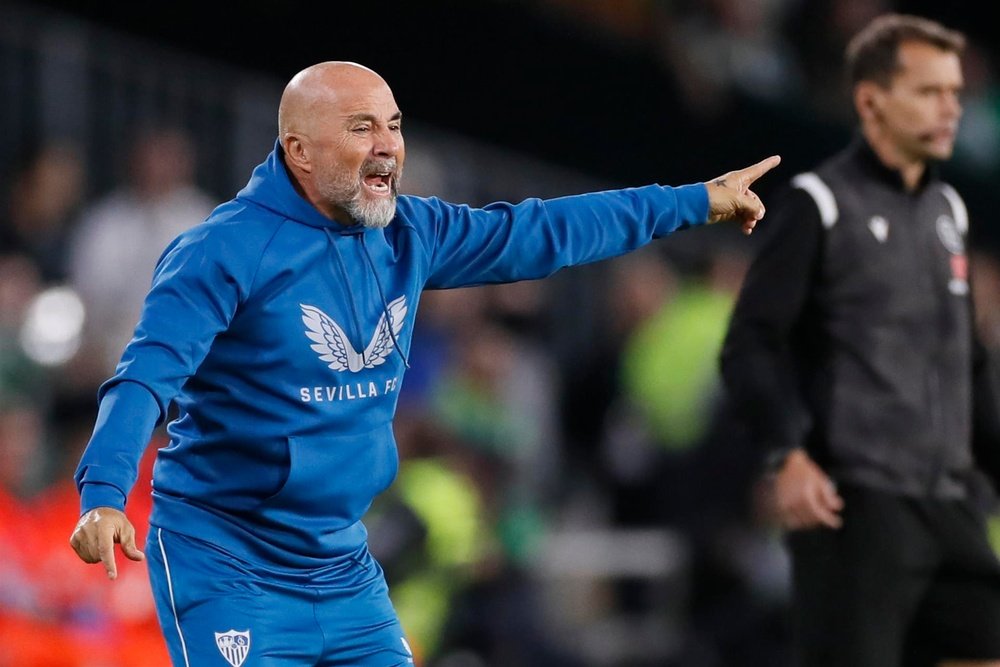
[
  {"x1": 346, "y1": 184, "x2": 398, "y2": 229},
  {"x1": 321, "y1": 164, "x2": 402, "y2": 229}
]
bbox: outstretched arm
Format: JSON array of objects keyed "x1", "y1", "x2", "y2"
[{"x1": 413, "y1": 155, "x2": 782, "y2": 289}]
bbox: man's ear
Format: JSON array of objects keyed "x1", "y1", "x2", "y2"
[
  {"x1": 282, "y1": 135, "x2": 312, "y2": 173},
  {"x1": 854, "y1": 82, "x2": 883, "y2": 124}
]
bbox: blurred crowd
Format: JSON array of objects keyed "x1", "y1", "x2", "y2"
[{"x1": 3, "y1": 1, "x2": 1000, "y2": 666}]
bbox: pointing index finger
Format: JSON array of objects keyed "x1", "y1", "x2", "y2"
[
  {"x1": 98, "y1": 522, "x2": 119, "y2": 580},
  {"x1": 738, "y1": 155, "x2": 781, "y2": 187}
]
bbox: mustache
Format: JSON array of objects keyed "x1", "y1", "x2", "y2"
[{"x1": 362, "y1": 159, "x2": 398, "y2": 175}]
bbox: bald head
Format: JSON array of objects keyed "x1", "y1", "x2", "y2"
[
  {"x1": 278, "y1": 61, "x2": 390, "y2": 139},
  {"x1": 276, "y1": 61, "x2": 405, "y2": 228}
]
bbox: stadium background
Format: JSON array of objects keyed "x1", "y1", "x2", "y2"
[{"x1": 2, "y1": 1, "x2": 999, "y2": 666}]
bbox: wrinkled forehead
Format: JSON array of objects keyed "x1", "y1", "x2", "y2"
[
  {"x1": 318, "y1": 66, "x2": 396, "y2": 107},
  {"x1": 281, "y1": 64, "x2": 399, "y2": 135},
  {"x1": 311, "y1": 75, "x2": 400, "y2": 129}
]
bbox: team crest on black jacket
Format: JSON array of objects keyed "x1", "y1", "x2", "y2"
[
  {"x1": 867, "y1": 215, "x2": 889, "y2": 242},
  {"x1": 936, "y1": 214, "x2": 969, "y2": 295}
]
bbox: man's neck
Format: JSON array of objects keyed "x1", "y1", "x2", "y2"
[{"x1": 862, "y1": 127, "x2": 926, "y2": 192}]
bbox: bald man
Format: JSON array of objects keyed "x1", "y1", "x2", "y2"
[{"x1": 70, "y1": 61, "x2": 779, "y2": 666}]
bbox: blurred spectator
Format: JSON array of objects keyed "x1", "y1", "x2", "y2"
[
  {"x1": 385, "y1": 282, "x2": 572, "y2": 665},
  {"x1": 403, "y1": 282, "x2": 563, "y2": 561},
  {"x1": 429, "y1": 316, "x2": 558, "y2": 565},
  {"x1": 972, "y1": 250, "x2": 1000, "y2": 350},
  {"x1": 0, "y1": 254, "x2": 48, "y2": 407},
  {"x1": 608, "y1": 247, "x2": 754, "y2": 527},
  {"x1": 654, "y1": 0, "x2": 803, "y2": 116},
  {"x1": 617, "y1": 252, "x2": 741, "y2": 452},
  {"x1": 781, "y1": 0, "x2": 893, "y2": 123},
  {"x1": 0, "y1": 391, "x2": 169, "y2": 666},
  {"x1": 557, "y1": 247, "x2": 682, "y2": 530},
  {"x1": 954, "y1": 40, "x2": 1000, "y2": 173},
  {"x1": 0, "y1": 402, "x2": 47, "y2": 500},
  {"x1": 576, "y1": 243, "x2": 793, "y2": 666},
  {"x1": 0, "y1": 142, "x2": 85, "y2": 285},
  {"x1": 67, "y1": 125, "x2": 215, "y2": 378},
  {"x1": 367, "y1": 416, "x2": 492, "y2": 665},
  {"x1": 397, "y1": 287, "x2": 489, "y2": 413}
]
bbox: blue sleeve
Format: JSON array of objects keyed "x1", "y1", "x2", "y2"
[
  {"x1": 405, "y1": 183, "x2": 708, "y2": 289},
  {"x1": 75, "y1": 381, "x2": 160, "y2": 512},
  {"x1": 72, "y1": 226, "x2": 251, "y2": 512},
  {"x1": 106, "y1": 229, "x2": 246, "y2": 415}
]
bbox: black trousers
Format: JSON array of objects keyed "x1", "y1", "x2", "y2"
[{"x1": 787, "y1": 483, "x2": 1000, "y2": 667}]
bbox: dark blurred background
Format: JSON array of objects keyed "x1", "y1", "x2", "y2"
[
  {"x1": 10, "y1": 0, "x2": 1000, "y2": 222},
  {"x1": 2, "y1": 2, "x2": 999, "y2": 666}
]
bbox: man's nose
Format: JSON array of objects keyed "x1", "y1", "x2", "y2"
[
  {"x1": 373, "y1": 128, "x2": 401, "y2": 156},
  {"x1": 944, "y1": 91, "x2": 962, "y2": 118}
]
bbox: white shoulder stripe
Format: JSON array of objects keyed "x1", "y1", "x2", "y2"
[
  {"x1": 791, "y1": 172, "x2": 838, "y2": 229},
  {"x1": 940, "y1": 183, "x2": 968, "y2": 235}
]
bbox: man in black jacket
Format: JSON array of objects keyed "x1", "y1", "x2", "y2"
[{"x1": 721, "y1": 14, "x2": 1000, "y2": 667}]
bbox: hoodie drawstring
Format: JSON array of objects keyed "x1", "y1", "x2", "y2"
[
  {"x1": 325, "y1": 228, "x2": 370, "y2": 366},
  {"x1": 324, "y1": 228, "x2": 410, "y2": 369},
  {"x1": 360, "y1": 233, "x2": 410, "y2": 368}
]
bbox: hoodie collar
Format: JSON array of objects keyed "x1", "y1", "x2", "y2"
[{"x1": 236, "y1": 138, "x2": 367, "y2": 234}]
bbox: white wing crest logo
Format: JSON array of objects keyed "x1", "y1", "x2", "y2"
[{"x1": 300, "y1": 296, "x2": 407, "y2": 373}]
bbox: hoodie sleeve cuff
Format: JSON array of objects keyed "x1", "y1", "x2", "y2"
[
  {"x1": 80, "y1": 482, "x2": 128, "y2": 514},
  {"x1": 74, "y1": 380, "x2": 160, "y2": 515},
  {"x1": 674, "y1": 183, "x2": 710, "y2": 227}
]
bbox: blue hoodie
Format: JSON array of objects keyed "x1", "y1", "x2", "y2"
[{"x1": 75, "y1": 140, "x2": 709, "y2": 567}]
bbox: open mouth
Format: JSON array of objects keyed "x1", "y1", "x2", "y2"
[
  {"x1": 363, "y1": 171, "x2": 393, "y2": 196},
  {"x1": 928, "y1": 127, "x2": 957, "y2": 143}
]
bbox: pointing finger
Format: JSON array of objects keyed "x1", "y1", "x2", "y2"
[
  {"x1": 736, "y1": 155, "x2": 781, "y2": 188},
  {"x1": 98, "y1": 524, "x2": 119, "y2": 580}
]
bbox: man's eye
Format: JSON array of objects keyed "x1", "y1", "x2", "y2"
[
  {"x1": 389, "y1": 125, "x2": 402, "y2": 132},
  {"x1": 352, "y1": 126, "x2": 371, "y2": 133}
]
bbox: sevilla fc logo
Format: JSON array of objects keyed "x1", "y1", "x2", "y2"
[
  {"x1": 215, "y1": 629, "x2": 250, "y2": 667},
  {"x1": 300, "y1": 296, "x2": 407, "y2": 373}
]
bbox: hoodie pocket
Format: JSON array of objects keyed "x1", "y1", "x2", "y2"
[{"x1": 258, "y1": 426, "x2": 399, "y2": 529}]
